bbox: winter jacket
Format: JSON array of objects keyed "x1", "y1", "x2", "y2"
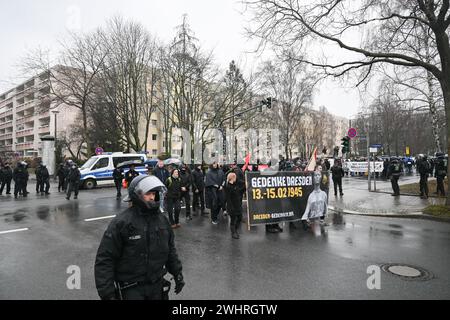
[
  {"x1": 67, "y1": 168, "x2": 81, "y2": 183},
  {"x1": 154, "y1": 167, "x2": 170, "y2": 185},
  {"x1": 179, "y1": 170, "x2": 193, "y2": 192},
  {"x1": 94, "y1": 206, "x2": 182, "y2": 300},
  {"x1": 165, "y1": 176, "x2": 182, "y2": 199},
  {"x1": 192, "y1": 168, "x2": 205, "y2": 191},
  {"x1": 224, "y1": 182, "x2": 242, "y2": 216},
  {"x1": 331, "y1": 165, "x2": 345, "y2": 180},
  {"x1": 205, "y1": 168, "x2": 225, "y2": 189}
]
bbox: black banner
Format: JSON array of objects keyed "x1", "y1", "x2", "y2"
[{"x1": 245, "y1": 171, "x2": 329, "y2": 226}]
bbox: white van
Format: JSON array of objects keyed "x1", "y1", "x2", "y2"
[{"x1": 79, "y1": 152, "x2": 147, "y2": 189}]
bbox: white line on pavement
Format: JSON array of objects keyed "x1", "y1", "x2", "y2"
[
  {"x1": 84, "y1": 215, "x2": 116, "y2": 222},
  {"x1": 0, "y1": 228, "x2": 29, "y2": 235}
]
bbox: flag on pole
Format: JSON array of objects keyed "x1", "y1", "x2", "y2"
[
  {"x1": 242, "y1": 153, "x2": 251, "y2": 171},
  {"x1": 306, "y1": 147, "x2": 317, "y2": 171}
]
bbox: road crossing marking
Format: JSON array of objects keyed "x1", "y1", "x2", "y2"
[
  {"x1": 84, "y1": 215, "x2": 116, "y2": 222},
  {"x1": 0, "y1": 228, "x2": 29, "y2": 235}
]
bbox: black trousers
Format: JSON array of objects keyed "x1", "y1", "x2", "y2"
[
  {"x1": 67, "y1": 182, "x2": 79, "y2": 199},
  {"x1": 114, "y1": 180, "x2": 122, "y2": 196},
  {"x1": 14, "y1": 181, "x2": 27, "y2": 197},
  {"x1": 206, "y1": 187, "x2": 220, "y2": 221},
  {"x1": 230, "y1": 214, "x2": 242, "y2": 233},
  {"x1": 437, "y1": 175, "x2": 446, "y2": 196},
  {"x1": 120, "y1": 278, "x2": 168, "y2": 300},
  {"x1": 0, "y1": 179, "x2": 11, "y2": 194},
  {"x1": 391, "y1": 175, "x2": 400, "y2": 195},
  {"x1": 36, "y1": 179, "x2": 41, "y2": 192},
  {"x1": 193, "y1": 189, "x2": 205, "y2": 211},
  {"x1": 58, "y1": 177, "x2": 65, "y2": 192},
  {"x1": 333, "y1": 178, "x2": 343, "y2": 195},
  {"x1": 166, "y1": 198, "x2": 181, "y2": 225},
  {"x1": 419, "y1": 174, "x2": 429, "y2": 196},
  {"x1": 181, "y1": 191, "x2": 191, "y2": 217},
  {"x1": 39, "y1": 179, "x2": 50, "y2": 193}
]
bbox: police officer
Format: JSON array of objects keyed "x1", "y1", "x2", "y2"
[
  {"x1": 113, "y1": 165, "x2": 124, "y2": 200},
  {"x1": 39, "y1": 163, "x2": 50, "y2": 195},
  {"x1": 94, "y1": 175, "x2": 184, "y2": 300},
  {"x1": 434, "y1": 152, "x2": 447, "y2": 197},
  {"x1": 35, "y1": 162, "x2": 43, "y2": 194},
  {"x1": 0, "y1": 162, "x2": 13, "y2": 195},
  {"x1": 331, "y1": 159, "x2": 344, "y2": 196},
  {"x1": 57, "y1": 163, "x2": 66, "y2": 192},
  {"x1": 417, "y1": 154, "x2": 431, "y2": 199},
  {"x1": 388, "y1": 157, "x2": 402, "y2": 196},
  {"x1": 66, "y1": 163, "x2": 80, "y2": 200},
  {"x1": 13, "y1": 161, "x2": 29, "y2": 199}
]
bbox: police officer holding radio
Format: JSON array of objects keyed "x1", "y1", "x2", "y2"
[{"x1": 95, "y1": 175, "x2": 184, "y2": 300}]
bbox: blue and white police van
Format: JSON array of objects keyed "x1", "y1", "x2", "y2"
[{"x1": 79, "y1": 152, "x2": 147, "y2": 189}]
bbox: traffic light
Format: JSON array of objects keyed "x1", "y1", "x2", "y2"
[
  {"x1": 341, "y1": 136, "x2": 350, "y2": 154},
  {"x1": 266, "y1": 97, "x2": 272, "y2": 109}
]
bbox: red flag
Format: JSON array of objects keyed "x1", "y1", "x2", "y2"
[{"x1": 242, "y1": 153, "x2": 251, "y2": 171}]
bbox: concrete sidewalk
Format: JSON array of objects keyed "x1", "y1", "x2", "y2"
[{"x1": 328, "y1": 175, "x2": 449, "y2": 222}]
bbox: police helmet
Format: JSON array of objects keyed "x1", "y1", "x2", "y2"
[
  {"x1": 435, "y1": 152, "x2": 445, "y2": 158},
  {"x1": 123, "y1": 175, "x2": 166, "y2": 204}
]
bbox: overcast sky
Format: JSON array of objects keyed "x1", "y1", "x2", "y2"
[{"x1": 0, "y1": 0, "x2": 362, "y2": 119}]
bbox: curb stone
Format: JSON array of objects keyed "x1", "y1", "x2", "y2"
[{"x1": 328, "y1": 206, "x2": 450, "y2": 223}]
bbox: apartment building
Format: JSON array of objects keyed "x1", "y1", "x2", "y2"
[{"x1": 0, "y1": 71, "x2": 79, "y2": 160}]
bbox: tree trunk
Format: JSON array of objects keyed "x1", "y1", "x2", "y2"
[
  {"x1": 427, "y1": 71, "x2": 442, "y2": 152},
  {"x1": 439, "y1": 78, "x2": 450, "y2": 206}
]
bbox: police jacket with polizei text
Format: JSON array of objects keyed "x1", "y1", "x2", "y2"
[{"x1": 94, "y1": 206, "x2": 182, "y2": 300}]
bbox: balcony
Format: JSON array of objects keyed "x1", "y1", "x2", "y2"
[
  {"x1": 16, "y1": 142, "x2": 35, "y2": 150},
  {"x1": 0, "y1": 109, "x2": 13, "y2": 117},
  {"x1": 16, "y1": 114, "x2": 35, "y2": 125},
  {"x1": 16, "y1": 100, "x2": 36, "y2": 112},
  {"x1": 16, "y1": 128, "x2": 34, "y2": 138},
  {"x1": 0, "y1": 121, "x2": 13, "y2": 129},
  {"x1": 38, "y1": 125, "x2": 50, "y2": 134},
  {"x1": 0, "y1": 132, "x2": 13, "y2": 139}
]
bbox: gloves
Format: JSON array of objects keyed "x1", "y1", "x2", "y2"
[{"x1": 174, "y1": 273, "x2": 185, "y2": 294}]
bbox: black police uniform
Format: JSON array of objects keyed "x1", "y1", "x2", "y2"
[
  {"x1": 435, "y1": 155, "x2": 447, "y2": 196},
  {"x1": 57, "y1": 165, "x2": 66, "y2": 192},
  {"x1": 418, "y1": 158, "x2": 431, "y2": 198},
  {"x1": 113, "y1": 167, "x2": 124, "y2": 198},
  {"x1": 66, "y1": 166, "x2": 80, "y2": 200},
  {"x1": 35, "y1": 165, "x2": 43, "y2": 193},
  {"x1": 331, "y1": 164, "x2": 344, "y2": 196},
  {"x1": 94, "y1": 201, "x2": 183, "y2": 300},
  {"x1": 388, "y1": 160, "x2": 402, "y2": 196},
  {"x1": 39, "y1": 165, "x2": 50, "y2": 194},
  {"x1": 0, "y1": 165, "x2": 13, "y2": 195},
  {"x1": 13, "y1": 164, "x2": 29, "y2": 198}
]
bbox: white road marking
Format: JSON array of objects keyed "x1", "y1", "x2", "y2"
[
  {"x1": 0, "y1": 228, "x2": 29, "y2": 235},
  {"x1": 84, "y1": 215, "x2": 116, "y2": 222}
]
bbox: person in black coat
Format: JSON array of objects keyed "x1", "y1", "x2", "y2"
[
  {"x1": 205, "y1": 162, "x2": 225, "y2": 224},
  {"x1": 165, "y1": 169, "x2": 182, "y2": 228},
  {"x1": 39, "y1": 164, "x2": 51, "y2": 195},
  {"x1": 179, "y1": 165, "x2": 193, "y2": 220},
  {"x1": 35, "y1": 162, "x2": 43, "y2": 194},
  {"x1": 192, "y1": 164, "x2": 206, "y2": 216},
  {"x1": 224, "y1": 172, "x2": 243, "y2": 239},
  {"x1": 13, "y1": 162, "x2": 29, "y2": 198},
  {"x1": 0, "y1": 163, "x2": 13, "y2": 195},
  {"x1": 331, "y1": 160, "x2": 345, "y2": 196},
  {"x1": 95, "y1": 175, "x2": 184, "y2": 300},
  {"x1": 66, "y1": 163, "x2": 81, "y2": 200},
  {"x1": 57, "y1": 163, "x2": 66, "y2": 192},
  {"x1": 113, "y1": 165, "x2": 124, "y2": 199}
]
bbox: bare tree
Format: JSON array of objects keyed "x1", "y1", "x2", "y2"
[
  {"x1": 256, "y1": 54, "x2": 316, "y2": 158},
  {"x1": 245, "y1": 0, "x2": 450, "y2": 204}
]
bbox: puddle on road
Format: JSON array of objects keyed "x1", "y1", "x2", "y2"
[
  {"x1": 3, "y1": 203, "x2": 81, "y2": 224},
  {"x1": 2, "y1": 208, "x2": 30, "y2": 222}
]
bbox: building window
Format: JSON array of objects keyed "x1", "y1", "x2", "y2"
[
  {"x1": 152, "y1": 134, "x2": 157, "y2": 141},
  {"x1": 152, "y1": 149, "x2": 157, "y2": 156},
  {"x1": 152, "y1": 120, "x2": 157, "y2": 126}
]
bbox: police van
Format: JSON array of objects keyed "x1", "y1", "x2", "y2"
[{"x1": 79, "y1": 152, "x2": 147, "y2": 189}]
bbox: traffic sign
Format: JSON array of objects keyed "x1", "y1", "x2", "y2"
[
  {"x1": 369, "y1": 147, "x2": 378, "y2": 153},
  {"x1": 348, "y1": 128, "x2": 357, "y2": 139},
  {"x1": 95, "y1": 147, "x2": 104, "y2": 155},
  {"x1": 370, "y1": 144, "x2": 382, "y2": 148}
]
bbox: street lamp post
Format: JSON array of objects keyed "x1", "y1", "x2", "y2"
[{"x1": 51, "y1": 110, "x2": 60, "y2": 178}]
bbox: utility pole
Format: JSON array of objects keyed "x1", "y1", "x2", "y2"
[{"x1": 367, "y1": 119, "x2": 371, "y2": 191}]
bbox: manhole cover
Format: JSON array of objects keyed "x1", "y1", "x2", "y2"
[{"x1": 381, "y1": 263, "x2": 433, "y2": 281}]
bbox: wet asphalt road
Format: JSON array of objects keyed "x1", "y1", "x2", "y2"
[{"x1": 1, "y1": 180, "x2": 450, "y2": 300}]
